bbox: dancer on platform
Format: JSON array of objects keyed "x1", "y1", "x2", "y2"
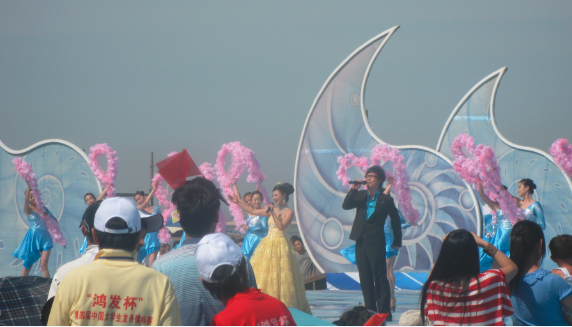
[
  {"x1": 229, "y1": 182, "x2": 312, "y2": 314},
  {"x1": 233, "y1": 184, "x2": 268, "y2": 260},
  {"x1": 78, "y1": 184, "x2": 110, "y2": 254},
  {"x1": 477, "y1": 180, "x2": 513, "y2": 271},
  {"x1": 516, "y1": 179, "x2": 545, "y2": 230},
  {"x1": 12, "y1": 184, "x2": 55, "y2": 277},
  {"x1": 135, "y1": 182, "x2": 161, "y2": 266},
  {"x1": 342, "y1": 166, "x2": 401, "y2": 321}
]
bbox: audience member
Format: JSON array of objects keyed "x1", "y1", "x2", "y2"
[
  {"x1": 509, "y1": 221, "x2": 572, "y2": 325},
  {"x1": 48, "y1": 197, "x2": 180, "y2": 325},
  {"x1": 290, "y1": 235, "x2": 315, "y2": 281},
  {"x1": 197, "y1": 233, "x2": 296, "y2": 326},
  {"x1": 420, "y1": 229, "x2": 517, "y2": 325},
  {"x1": 152, "y1": 177, "x2": 257, "y2": 326},
  {"x1": 332, "y1": 306, "x2": 374, "y2": 326},
  {"x1": 549, "y1": 234, "x2": 572, "y2": 323}
]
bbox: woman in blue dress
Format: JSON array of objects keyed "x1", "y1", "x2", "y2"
[
  {"x1": 517, "y1": 178, "x2": 545, "y2": 230},
  {"x1": 78, "y1": 184, "x2": 110, "y2": 254},
  {"x1": 477, "y1": 181, "x2": 513, "y2": 271},
  {"x1": 12, "y1": 184, "x2": 54, "y2": 277},
  {"x1": 135, "y1": 182, "x2": 161, "y2": 266},
  {"x1": 238, "y1": 190, "x2": 268, "y2": 260}
]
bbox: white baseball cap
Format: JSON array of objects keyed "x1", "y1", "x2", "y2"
[
  {"x1": 94, "y1": 197, "x2": 141, "y2": 234},
  {"x1": 195, "y1": 233, "x2": 243, "y2": 283}
]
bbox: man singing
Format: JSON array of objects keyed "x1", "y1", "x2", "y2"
[{"x1": 342, "y1": 165, "x2": 401, "y2": 321}]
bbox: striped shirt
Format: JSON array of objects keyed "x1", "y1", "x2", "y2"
[{"x1": 425, "y1": 269, "x2": 513, "y2": 326}]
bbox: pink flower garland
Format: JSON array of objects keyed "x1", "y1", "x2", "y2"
[
  {"x1": 88, "y1": 143, "x2": 118, "y2": 197},
  {"x1": 151, "y1": 173, "x2": 173, "y2": 244},
  {"x1": 371, "y1": 144, "x2": 419, "y2": 226},
  {"x1": 244, "y1": 148, "x2": 270, "y2": 206},
  {"x1": 550, "y1": 138, "x2": 572, "y2": 178},
  {"x1": 451, "y1": 133, "x2": 521, "y2": 225},
  {"x1": 215, "y1": 142, "x2": 248, "y2": 232},
  {"x1": 13, "y1": 158, "x2": 67, "y2": 246},
  {"x1": 336, "y1": 153, "x2": 370, "y2": 186}
]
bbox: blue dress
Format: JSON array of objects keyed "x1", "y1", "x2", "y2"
[
  {"x1": 479, "y1": 209, "x2": 512, "y2": 271},
  {"x1": 137, "y1": 206, "x2": 162, "y2": 263},
  {"x1": 340, "y1": 211, "x2": 410, "y2": 264},
  {"x1": 521, "y1": 201, "x2": 546, "y2": 230},
  {"x1": 240, "y1": 215, "x2": 269, "y2": 260},
  {"x1": 12, "y1": 210, "x2": 55, "y2": 269}
]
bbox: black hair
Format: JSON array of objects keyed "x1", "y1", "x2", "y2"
[
  {"x1": 332, "y1": 306, "x2": 374, "y2": 326},
  {"x1": 95, "y1": 217, "x2": 140, "y2": 252},
  {"x1": 171, "y1": 177, "x2": 222, "y2": 237},
  {"x1": 509, "y1": 220, "x2": 545, "y2": 292},
  {"x1": 520, "y1": 178, "x2": 536, "y2": 195},
  {"x1": 134, "y1": 191, "x2": 146, "y2": 198},
  {"x1": 273, "y1": 183, "x2": 294, "y2": 202},
  {"x1": 419, "y1": 229, "x2": 480, "y2": 325},
  {"x1": 366, "y1": 166, "x2": 386, "y2": 185},
  {"x1": 80, "y1": 200, "x2": 102, "y2": 243},
  {"x1": 243, "y1": 192, "x2": 253, "y2": 201},
  {"x1": 290, "y1": 235, "x2": 302, "y2": 245},
  {"x1": 549, "y1": 234, "x2": 572, "y2": 262},
  {"x1": 250, "y1": 191, "x2": 264, "y2": 201},
  {"x1": 201, "y1": 258, "x2": 249, "y2": 301},
  {"x1": 84, "y1": 193, "x2": 96, "y2": 203},
  {"x1": 41, "y1": 297, "x2": 55, "y2": 326}
]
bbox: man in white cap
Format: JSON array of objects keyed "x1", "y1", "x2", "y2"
[
  {"x1": 196, "y1": 233, "x2": 296, "y2": 326},
  {"x1": 48, "y1": 197, "x2": 181, "y2": 326}
]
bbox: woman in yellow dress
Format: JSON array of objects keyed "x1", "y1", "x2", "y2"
[{"x1": 230, "y1": 182, "x2": 312, "y2": 314}]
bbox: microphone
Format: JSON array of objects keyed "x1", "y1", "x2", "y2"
[
  {"x1": 348, "y1": 181, "x2": 367, "y2": 185},
  {"x1": 266, "y1": 206, "x2": 273, "y2": 213}
]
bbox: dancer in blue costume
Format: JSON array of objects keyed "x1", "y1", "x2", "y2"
[
  {"x1": 233, "y1": 185, "x2": 269, "y2": 260},
  {"x1": 135, "y1": 182, "x2": 161, "y2": 266},
  {"x1": 339, "y1": 177, "x2": 411, "y2": 312},
  {"x1": 517, "y1": 179, "x2": 545, "y2": 230},
  {"x1": 78, "y1": 184, "x2": 110, "y2": 254},
  {"x1": 477, "y1": 181, "x2": 513, "y2": 271},
  {"x1": 12, "y1": 184, "x2": 55, "y2": 277}
]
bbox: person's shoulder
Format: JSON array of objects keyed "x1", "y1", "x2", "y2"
[
  {"x1": 479, "y1": 269, "x2": 508, "y2": 282},
  {"x1": 551, "y1": 268, "x2": 567, "y2": 279},
  {"x1": 152, "y1": 246, "x2": 196, "y2": 270}
]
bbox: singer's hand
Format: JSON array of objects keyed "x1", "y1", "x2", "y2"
[
  {"x1": 351, "y1": 180, "x2": 363, "y2": 190},
  {"x1": 267, "y1": 203, "x2": 275, "y2": 213}
]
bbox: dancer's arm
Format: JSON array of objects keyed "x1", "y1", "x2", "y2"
[
  {"x1": 477, "y1": 180, "x2": 500, "y2": 212},
  {"x1": 269, "y1": 204, "x2": 293, "y2": 231},
  {"x1": 384, "y1": 177, "x2": 394, "y2": 195},
  {"x1": 137, "y1": 182, "x2": 158, "y2": 210},
  {"x1": 232, "y1": 183, "x2": 243, "y2": 202},
  {"x1": 342, "y1": 181, "x2": 365, "y2": 210},
  {"x1": 472, "y1": 232, "x2": 518, "y2": 282},
  {"x1": 24, "y1": 184, "x2": 32, "y2": 215},
  {"x1": 97, "y1": 184, "x2": 110, "y2": 201},
  {"x1": 228, "y1": 194, "x2": 269, "y2": 217}
]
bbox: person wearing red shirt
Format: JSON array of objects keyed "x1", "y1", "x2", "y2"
[{"x1": 196, "y1": 233, "x2": 296, "y2": 326}]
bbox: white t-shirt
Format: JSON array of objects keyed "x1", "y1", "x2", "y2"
[{"x1": 48, "y1": 244, "x2": 99, "y2": 300}]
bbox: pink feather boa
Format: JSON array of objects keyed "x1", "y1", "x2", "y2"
[
  {"x1": 215, "y1": 142, "x2": 248, "y2": 232},
  {"x1": 13, "y1": 158, "x2": 67, "y2": 246},
  {"x1": 550, "y1": 138, "x2": 572, "y2": 178},
  {"x1": 88, "y1": 143, "x2": 118, "y2": 197},
  {"x1": 244, "y1": 148, "x2": 270, "y2": 206},
  {"x1": 451, "y1": 133, "x2": 521, "y2": 225},
  {"x1": 199, "y1": 162, "x2": 228, "y2": 233},
  {"x1": 151, "y1": 173, "x2": 173, "y2": 244},
  {"x1": 336, "y1": 153, "x2": 370, "y2": 186},
  {"x1": 371, "y1": 144, "x2": 419, "y2": 226}
]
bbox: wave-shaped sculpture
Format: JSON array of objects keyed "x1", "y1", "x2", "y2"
[
  {"x1": 0, "y1": 138, "x2": 101, "y2": 277},
  {"x1": 294, "y1": 26, "x2": 480, "y2": 273},
  {"x1": 437, "y1": 68, "x2": 572, "y2": 269}
]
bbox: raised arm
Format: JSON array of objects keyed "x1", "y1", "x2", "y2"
[
  {"x1": 477, "y1": 181, "x2": 500, "y2": 212},
  {"x1": 96, "y1": 184, "x2": 110, "y2": 201},
  {"x1": 232, "y1": 183, "x2": 243, "y2": 202},
  {"x1": 24, "y1": 184, "x2": 32, "y2": 215},
  {"x1": 137, "y1": 182, "x2": 158, "y2": 210},
  {"x1": 228, "y1": 194, "x2": 269, "y2": 217},
  {"x1": 383, "y1": 177, "x2": 394, "y2": 195},
  {"x1": 472, "y1": 232, "x2": 518, "y2": 282}
]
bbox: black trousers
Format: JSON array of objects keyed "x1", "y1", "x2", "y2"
[{"x1": 355, "y1": 235, "x2": 390, "y2": 314}]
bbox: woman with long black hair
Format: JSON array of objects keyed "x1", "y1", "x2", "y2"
[
  {"x1": 420, "y1": 229, "x2": 517, "y2": 325},
  {"x1": 508, "y1": 220, "x2": 572, "y2": 325}
]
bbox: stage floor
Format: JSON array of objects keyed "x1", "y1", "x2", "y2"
[{"x1": 306, "y1": 289, "x2": 421, "y2": 325}]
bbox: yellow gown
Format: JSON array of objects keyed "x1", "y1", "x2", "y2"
[{"x1": 250, "y1": 213, "x2": 312, "y2": 314}]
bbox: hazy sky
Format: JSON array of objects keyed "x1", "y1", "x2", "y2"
[{"x1": 1, "y1": 1, "x2": 571, "y2": 195}]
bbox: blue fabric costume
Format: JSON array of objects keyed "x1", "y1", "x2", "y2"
[
  {"x1": 12, "y1": 209, "x2": 55, "y2": 269},
  {"x1": 340, "y1": 210, "x2": 410, "y2": 264},
  {"x1": 137, "y1": 206, "x2": 162, "y2": 263},
  {"x1": 479, "y1": 210, "x2": 512, "y2": 271},
  {"x1": 78, "y1": 237, "x2": 88, "y2": 254},
  {"x1": 240, "y1": 215, "x2": 269, "y2": 260},
  {"x1": 174, "y1": 232, "x2": 185, "y2": 249},
  {"x1": 521, "y1": 201, "x2": 546, "y2": 230}
]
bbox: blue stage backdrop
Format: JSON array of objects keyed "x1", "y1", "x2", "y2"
[
  {"x1": 437, "y1": 68, "x2": 572, "y2": 270},
  {"x1": 0, "y1": 139, "x2": 101, "y2": 277},
  {"x1": 294, "y1": 26, "x2": 481, "y2": 274}
]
